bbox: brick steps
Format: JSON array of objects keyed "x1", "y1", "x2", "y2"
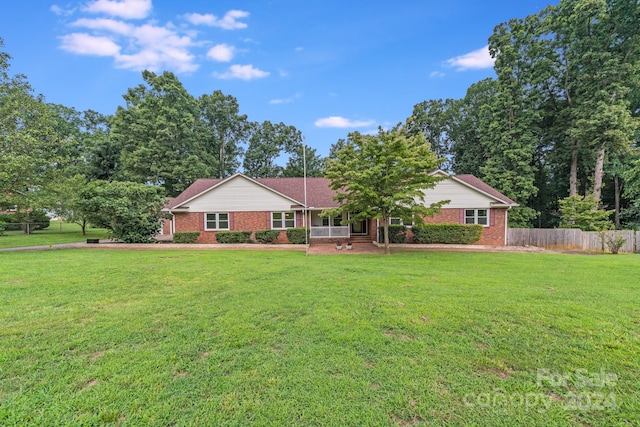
[{"x1": 348, "y1": 236, "x2": 374, "y2": 243}]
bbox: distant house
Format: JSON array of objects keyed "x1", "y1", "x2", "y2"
[{"x1": 162, "y1": 170, "x2": 517, "y2": 245}]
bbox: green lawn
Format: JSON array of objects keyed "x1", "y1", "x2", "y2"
[
  {"x1": 0, "y1": 221, "x2": 108, "y2": 249},
  {"x1": 1, "y1": 250, "x2": 638, "y2": 426}
]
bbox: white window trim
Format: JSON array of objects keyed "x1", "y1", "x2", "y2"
[
  {"x1": 389, "y1": 217, "x2": 413, "y2": 227},
  {"x1": 464, "y1": 209, "x2": 490, "y2": 227},
  {"x1": 271, "y1": 211, "x2": 296, "y2": 230},
  {"x1": 204, "y1": 212, "x2": 230, "y2": 231}
]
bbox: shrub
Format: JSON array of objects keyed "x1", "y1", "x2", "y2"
[
  {"x1": 602, "y1": 232, "x2": 627, "y2": 254},
  {"x1": 286, "y1": 227, "x2": 309, "y2": 244},
  {"x1": 412, "y1": 223, "x2": 483, "y2": 244},
  {"x1": 173, "y1": 231, "x2": 200, "y2": 244},
  {"x1": 254, "y1": 229, "x2": 281, "y2": 244},
  {"x1": 79, "y1": 181, "x2": 166, "y2": 243},
  {"x1": 559, "y1": 194, "x2": 613, "y2": 231},
  {"x1": 377, "y1": 224, "x2": 407, "y2": 243},
  {"x1": 0, "y1": 220, "x2": 5, "y2": 235},
  {"x1": 215, "y1": 231, "x2": 252, "y2": 244}
]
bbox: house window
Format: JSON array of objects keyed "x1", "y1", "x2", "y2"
[
  {"x1": 272, "y1": 211, "x2": 295, "y2": 229},
  {"x1": 205, "y1": 212, "x2": 229, "y2": 230},
  {"x1": 465, "y1": 209, "x2": 489, "y2": 226},
  {"x1": 322, "y1": 216, "x2": 343, "y2": 227},
  {"x1": 390, "y1": 217, "x2": 413, "y2": 227}
]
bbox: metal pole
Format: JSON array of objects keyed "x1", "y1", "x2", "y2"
[{"x1": 303, "y1": 143, "x2": 308, "y2": 256}]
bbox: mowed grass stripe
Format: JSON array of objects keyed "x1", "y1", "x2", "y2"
[{"x1": 0, "y1": 250, "x2": 638, "y2": 425}]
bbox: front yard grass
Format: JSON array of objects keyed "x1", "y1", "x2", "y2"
[
  {"x1": 0, "y1": 250, "x2": 638, "y2": 425},
  {"x1": 0, "y1": 221, "x2": 107, "y2": 249}
]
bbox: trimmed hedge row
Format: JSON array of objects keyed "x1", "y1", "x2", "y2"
[
  {"x1": 377, "y1": 224, "x2": 407, "y2": 243},
  {"x1": 173, "y1": 231, "x2": 200, "y2": 243},
  {"x1": 254, "y1": 229, "x2": 281, "y2": 243},
  {"x1": 173, "y1": 224, "x2": 482, "y2": 245},
  {"x1": 216, "y1": 231, "x2": 252, "y2": 244},
  {"x1": 286, "y1": 227, "x2": 310, "y2": 244},
  {"x1": 173, "y1": 228, "x2": 309, "y2": 244},
  {"x1": 412, "y1": 223, "x2": 483, "y2": 244}
]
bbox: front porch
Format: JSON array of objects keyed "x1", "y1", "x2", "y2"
[{"x1": 307, "y1": 211, "x2": 372, "y2": 240}]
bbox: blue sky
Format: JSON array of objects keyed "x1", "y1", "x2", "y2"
[{"x1": 2, "y1": 0, "x2": 556, "y2": 157}]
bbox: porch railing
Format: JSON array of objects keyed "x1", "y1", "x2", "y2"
[{"x1": 309, "y1": 226, "x2": 349, "y2": 238}]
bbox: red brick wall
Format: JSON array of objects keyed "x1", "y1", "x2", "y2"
[
  {"x1": 173, "y1": 211, "x2": 304, "y2": 243},
  {"x1": 173, "y1": 208, "x2": 508, "y2": 246},
  {"x1": 161, "y1": 218, "x2": 172, "y2": 235}
]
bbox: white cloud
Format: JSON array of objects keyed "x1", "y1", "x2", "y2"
[
  {"x1": 115, "y1": 24, "x2": 196, "y2": 72},
  {"x1": 59, "y1": 33, "x2": 121, "y2": 56},
  {"x1": 269, "y1": 93, "x2": 302, "y2": 105},
  {"x1": 447, "y1": 45, "x2": 494, "y2": 70},
  {"x1": 184, "y1": 10, "x2": 249, "y2": 30},
  {"x1": 214, "y1": 64, "x2": 269, "y2": 80},
  {"x1": 429, "y1": 71, "x2": 445, "y2": 78},
  {"x1": 72, "y1": 18, "x2": 133, "y2": 35},
  {"x1": 84, "y1": 0, "x2": 152, "y2": 20},
  {"x1": 314, "y1": 116, "x2": 376, "y2": 128},
  {"x1": 60, "y1": 20, "x2": 197, "y2": 73},
  {"x1": 57, "y1": 4, "x2": 259, "y2": 75},
  {"x1": 51, "y1": 4, "x2": 76, "y2": 16},
  {"x1": 206, "y1": 44, "x2": 235, "y2": 62}
]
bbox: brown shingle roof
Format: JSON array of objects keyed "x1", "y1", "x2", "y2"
[
  {"x1": 166, "y1": 173, "x2": 516, "y2": 210},
  {"x1": 256, "y1": 177, "x2": 339, "y2": 208},
  {"x1": 165, "y1": 175, "x2": 340, "y2": 210},
  {"x1": 455, "y1": 175, "x2": 517, "y2": 205}
]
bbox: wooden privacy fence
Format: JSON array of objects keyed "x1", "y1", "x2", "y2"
[{"x1": 507, "y1": 228, "x2": 639, "y2": 253}]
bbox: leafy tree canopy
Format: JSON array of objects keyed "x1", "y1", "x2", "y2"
[
  {"x1": 0, "y1": 38, "x2": 67, "y2": 209},
  {"x1": 79, "y1": 180, "x2": 167, "y2": 243},
  {"x1": 323, "y1": 123, "x2": 448, "y2": 254}
]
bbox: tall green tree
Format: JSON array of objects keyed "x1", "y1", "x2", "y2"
[
  {"x1": 42, "y1": 174, "x2": 92, "y2": 235},
  {"x1": 407, "y1": 99, "x2": 455, "y2": 170},
  {"x1": 482, "y1": 15, "x2": 543, "y2": 227},
  {"x1": 85, "y1": 113, "x2": 119, "y2": 181},
  {"x1": 79, "y1": 180, "x2": 166, "y2": 243},
  {"x1": 242, "y1": 121, "x2": 303, "y2": 177},
  {"x1": 196, "y1": 90, "x2": 250, "y2": 179},
  {"x1": 111, "y1": 71, "x2": 206, "y2": 197},
  {"x1": 282, "y1": 144, "x2": 324, "y2": 177},
  {"x1": 323, "y1": 123, "x2": 447, "y2": 254},
  {"x1": 449, "y1": 78, "x2": 498, "y2": 177},
  {"x1": 554, "y1": 0, "x2": 640, "y2": 200},
  {"x1": 0, "y1": 38, "x2": 65, "y2": 210}
]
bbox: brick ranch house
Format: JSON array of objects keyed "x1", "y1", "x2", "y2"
[{"x1": 162, "y1": 170, "x2": 517, "y2": 245}]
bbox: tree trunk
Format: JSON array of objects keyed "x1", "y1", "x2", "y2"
[
  {"x1": 383, "y1": 217, "x2": 390, "y2": 255},
  {"x1": 569, "y1": 139, "x2": 578, "y2": 196},
  {"x1": 219, "y1": 144, "x2": 224, "y2": 179},
  {"x1": 592, "y1": 143, "x2": 606, "y2": 201},
  {"x1": 81, "y1": 219, "x2": 87, "y2": 236},
  {"x1": 614, "y1": 175, "x2": 620, "y2": 228}
]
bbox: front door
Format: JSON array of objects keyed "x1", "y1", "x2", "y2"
[{"x1": 350, "y1": 219, "x2": 368, "y2": 235}]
